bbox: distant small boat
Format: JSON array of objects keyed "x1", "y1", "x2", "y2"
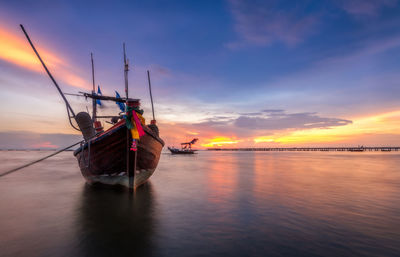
[{"x1": 168, "y1": 138, "x2": 198, "y2": 154}]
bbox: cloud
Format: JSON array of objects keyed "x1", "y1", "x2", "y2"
[
  {"x1": 201, "y1": 136, "x2": 241, "y2": 147},
  {"x1": 188, "y1": 110, "x2": 352, "y2": 139},
  {"x1": 0, "y1": 25, "x2": 91, "y2": 89},
  {"x1": 226, "y1": 0, "x2": 318, "y2": 47},
  {"x1": 31, "y1": 141, "x2": 58, "y2": 149},
  {"x1": 262, "y1": 109, "x2": 285, "y2": 113},
  {"x1": 233, "y1": 111, "x2": 352, "y2": 130},
  {"x1": 337, "y1": 0, "x2": 398, "y2": 16},
  {"x1": 0, "y1": 131, "x2": 82, "y2": 149},
  {"x1": 225, "y1": 0, "x2": 398, "y2": 48}
]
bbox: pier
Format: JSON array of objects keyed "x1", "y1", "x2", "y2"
[{"x1": 207, "y1": 147, "x2": 400, "y2": 152}]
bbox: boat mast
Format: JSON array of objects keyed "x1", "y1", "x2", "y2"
[
  {"x1": 91, "y1": 53, "x2": 96, "y2": 122},
  {"x1": 123, "y1": 43, "x2": 129, "y2": 99},
  {"x1": 123, "y1": 43, "x2": 136, "y2": 191}
]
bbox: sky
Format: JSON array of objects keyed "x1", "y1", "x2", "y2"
[{"x1": 0, "y1": 0, "x2": 400, "y2": 149}]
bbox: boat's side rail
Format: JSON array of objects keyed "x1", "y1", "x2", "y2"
[{"x1": 74, "y1": 122, "x2": 164, "y2": 156}]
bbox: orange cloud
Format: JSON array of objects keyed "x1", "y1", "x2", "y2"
[
  {"x1": 253, "y1": 137, "x2": 274, "y2": 143},
  {"x1": 201, "y1": 136, "x2": 241, "y2": 148},
  {"x1": 253, "y1": 109, "x2": 400, "y2": 146},
  {"x1": 186, "y1": 131, "x2": 199, "y2": 135},
  {"x1": 0, "y1": 27, "x2": 63, "y2": 73},
  {"x1": 30, "y1": 141, "x2": 58, "y2": 149},
  {"x1": 158, "y1": 109, "x2": 400, "y2": 149},
  {"x1": 0, "y1": 26, "x2": 90, "y2": 89}
]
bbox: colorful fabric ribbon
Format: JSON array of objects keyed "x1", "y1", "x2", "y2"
[{"x1": 125, "y1": 107, "x2": 145, "y2": 140}]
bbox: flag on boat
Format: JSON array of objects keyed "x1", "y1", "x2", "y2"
[
  {"x1": 96, "y1": 85, "x2": 102, "y2": 106},
  {"x1": 115, "y1": 91, "x2": 125, "y2": 112}
]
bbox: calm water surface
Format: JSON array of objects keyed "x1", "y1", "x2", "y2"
[{"x1": 0, "y1": 151, "x2": 399, "y2": 257}]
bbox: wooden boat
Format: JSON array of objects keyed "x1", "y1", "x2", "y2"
[
  {"x1": 20, "y1": 25, "x2": 164, "y2": 190},
  {"x1": 70, "y1": 83, "x2": 164, "y2": 189},
  {"x1": 74, "y1": 118, "x2": 164, "y2": 188},
  {"x1": 168, "y1": 138, "x2": 198, "y2": 154},
  {"x1": 168, "y1": 147, "x2": 197, "y2": 154}
]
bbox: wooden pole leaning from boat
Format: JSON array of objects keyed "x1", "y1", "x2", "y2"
[
  {"x1": 19, "y1": 25, "x2": 76, "y2": 118},
  {"x1": 123, "y1": 43, "x2": 135, "y2": 191},
  {"x1": 91, "y1": 53, "x2": 97, "y2": 122},
  {"x1": 147, "y1": 70, "x2": 156, "y2": 124}
]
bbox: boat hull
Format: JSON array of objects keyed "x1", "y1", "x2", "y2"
[
  {"x1": 74, "y1": 120, "x2": 164, "y2": 188},
  {"x1": 168, "y1": 147, "x2": 197, "y2": 154}
]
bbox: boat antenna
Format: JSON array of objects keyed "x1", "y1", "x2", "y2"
[
  {"x1": 91, "y1": 53, "x2": 96, "y2": 122},
  {"x1": 147, "y1": 70, "x2": 156, "y2": 123},
  {"x1": 123, "y1": 43, "x2": 129, "y2": 99},
  {"x1": 123, "y1": 43, "x2": 136, "y2": 191},
  {"x1": 20, "y1": 25, "x2": 76, "y2": 118}
]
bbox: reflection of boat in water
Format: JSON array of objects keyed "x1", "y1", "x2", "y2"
[
  {"x1": 75, "y1": 183, "x2": 156, "y2": 256},
  {"x1": 168, "y1": 138, "x2": 198, "y2": 154}
]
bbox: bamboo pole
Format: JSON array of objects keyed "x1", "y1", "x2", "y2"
[
  {"x1": 147, "y1": 70, "x2": 156, "y2": 122},
  {"x1": 80, "y1": 93, "x2": 139, "y2": 103},
  {"x1": 91, "y1": 53, "x2": 97, "y2": 122}
]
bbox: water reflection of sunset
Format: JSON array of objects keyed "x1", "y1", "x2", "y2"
[
  {"x1": 250, "y1": 152, "x2": 400, "y2": 232},
  {"x1": 206, "y1": 153, "x2": 238, "y2": 205}
]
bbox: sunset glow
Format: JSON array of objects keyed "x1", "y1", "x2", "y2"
[
  {"x1": 198, "y1": 110, "x2": 400, "y2": 148},
  {"x1": 0, "y1": 26, "x2": 61, "y2": 72},
  {"x1": 201, "y1": 137, "x2": 241, "y2": 148},
  {"x1": 0, "y1": 0, "x2": 399, "y2": 149},
  {"x1": 30, "y1": 141, "x2": 58, "y2": 149},
  {"x1": 0, "y1": 26, "x2": 90, "y2": 90},
  {"x1": 266, "y1": 110, "x2": 400, "y2": 145}
]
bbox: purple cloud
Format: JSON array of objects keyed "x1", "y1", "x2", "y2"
[
  {"x1": 189, "y1": 110, "x2": 352, "y2": 137},
  {"x1": 226, "y1": 0, "x2": 319, "y2": 47},
  {"x1": 0, "y1": 132, "x2": 82, "y2": 150},
  {"x1": 337, "y1": 0, "x2": 398, "y2": 16},
  {"x1": 233, "y1": 112, "x2": 352, "y2": 130}
]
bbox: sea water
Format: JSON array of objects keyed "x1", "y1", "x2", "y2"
[{"x1": 0, "y1": 151, "x2": 399, "y2": 257}]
